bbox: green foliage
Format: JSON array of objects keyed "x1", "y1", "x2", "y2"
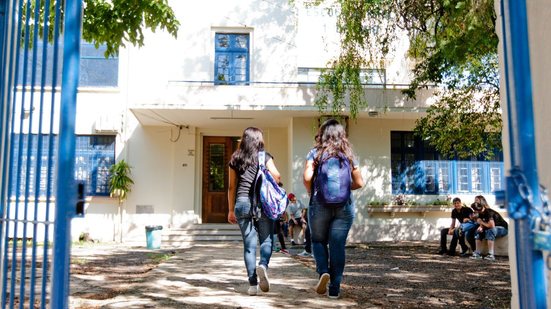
[
  {"x1": 108, "y1": 159, "x2": 134, "y2": 204},
  {"x1": 146, "y1": 252, "x2": 173, "y2": 263},
  {"x1": 315, "y1": 0, "x2": 396, "y2": 119},
  {"x1": 309, "y1": 0, "x2": 501, "y2": 157},
  {"x1": 21, "y1": 0, "x2": 180, "y2": 58},
  {"x1": 82, "y1": 0, "x2": 180, "y2": 57}
]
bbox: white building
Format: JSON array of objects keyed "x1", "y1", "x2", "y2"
[{"x1": 13, "y1": 0, "x2": 505, "y2": 242}]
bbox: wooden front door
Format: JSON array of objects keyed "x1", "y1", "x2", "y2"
[{"x1": 202, "y1": 137, "x2": 237, "y2": 223}]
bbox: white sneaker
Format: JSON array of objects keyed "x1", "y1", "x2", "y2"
[
  {"x1": 315, "y1": 273, "x2": 330, "y2": 294},
  {"x1": 247, "y1": 285, "x2": 258, "y2": 295},
  {"x1": 256, "y1": 265, "x2": 270, "y2": 292},
  {"x1": 298, "y1": 250, "x2": 311, "y2": 257}
]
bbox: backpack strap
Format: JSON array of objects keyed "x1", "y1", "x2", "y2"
[
  {"x1": 258, "y1": 151, "x2": 266, "y2": 167},
  {"x1": 248, "y1": 151, "x2": 266, "y2": 220}
]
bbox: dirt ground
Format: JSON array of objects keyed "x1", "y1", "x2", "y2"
[
  {"x1": 69, "y1": 241, "x2": 511, "y2": 308},
  {"x1": 298, "y1": 242, "x2": 511, "y2": 308}
]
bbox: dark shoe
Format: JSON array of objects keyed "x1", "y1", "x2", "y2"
[
  {"x1": 460, "y1": 251, "x2": 470, "y2": 257},
  {"x1": 447, "y1": 252, "x2": 456, "y2": 256},
  {"x1": 437, "y1": 249, "x2": 447, "y2": 255},
  {"x1": 291, "y1": 240, "x2": 297, "y2": 246}
]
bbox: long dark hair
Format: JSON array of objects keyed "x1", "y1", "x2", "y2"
[
  {"x1": 229, "y1": 127, "x2": 265, "y2": 173},
  {"x1": 314, "y1": 118, "x2": 354, "y2": 165},
  {"x1": 475, "y1": 195, "x2": 490, "y2": 208}
]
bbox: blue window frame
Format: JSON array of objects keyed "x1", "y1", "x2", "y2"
[
  {"x1": 391, "y1": 131, "x2": 504, "y2": 195},
  {"x1": 18, "y1": 41, "x2": 118, "y2": 87},
  {"x1": 214, "y1": 33, "x2": 249, "y2": 85},
  {"x1": 10, "y1": 134, "x2": 115, "y2": 198}
]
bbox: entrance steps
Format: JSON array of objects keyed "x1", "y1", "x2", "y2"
[{"x1": 161, "y1": 224, "x2": 242, "y2": 247}]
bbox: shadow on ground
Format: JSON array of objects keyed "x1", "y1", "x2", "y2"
[{"x1": 69, "y1": 241, "x2": 510, "y2": 308}]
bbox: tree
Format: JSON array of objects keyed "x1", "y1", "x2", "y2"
[
  {"x1": 313, "y1": 0, "x2": 501, "y2": 159},
  {"x1": 25, "y1": 0, "x2": 180, "y2": 57},
  {"x1": 82, "y1": 0, "x2": 180, "y2": 57},
  {"x1": 108, "y1": 159, "x2": 134, "y2": 242}
]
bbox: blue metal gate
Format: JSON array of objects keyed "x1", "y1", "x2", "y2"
[
  {"x1": 499, "y1": 0, "x2": 549, "y2": 308},
  {"x1": 0, "y1": 0, "x2": 83, "y2": 308}
]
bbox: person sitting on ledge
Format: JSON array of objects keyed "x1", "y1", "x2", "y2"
[
  {"x1": 470, "y1": 202, "x2": 508, "y2": 261},
  {"x1": 437, "y1": 197, "x2": 473, "y2": 256}
]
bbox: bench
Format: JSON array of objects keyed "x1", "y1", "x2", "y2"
[{"x1": 479, "y1": 235, "x2": 509, "y2": 256}]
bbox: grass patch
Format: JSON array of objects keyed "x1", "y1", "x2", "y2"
[
  {"x1": 146, "y1": 252, "x2": 173, "y2": 264},
  {"x1": 72, "y1": 257, "x2": 87, "y2": 265}
]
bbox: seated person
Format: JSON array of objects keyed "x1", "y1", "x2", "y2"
[
  {"x1": 287, "y1": 193, "x2": 306, "y2": 246},
  {"x1": 470, "y1": 202, "x2": 508, "y2": 261},
  {"x1": 438, "y1": 197, "x2": 473, "y2": 256}
]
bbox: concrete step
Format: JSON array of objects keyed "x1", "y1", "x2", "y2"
[
  {"x1": 163, "y1": 224, "x2": 242, "y2": 245},
  {"x1": 125, "y1": 224, "x2": 244, "y2": 248}
]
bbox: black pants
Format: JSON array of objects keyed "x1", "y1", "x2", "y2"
[
  {"x1": 274, "y1": 220, "x2": 286, "y2": 250},
  {"x1": 304, "y1": 219, "x2": 311, "y2": 253},
  {"x1": 440, "y1": 228, "x2": 468, "y2": 253}
]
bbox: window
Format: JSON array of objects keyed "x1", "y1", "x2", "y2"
[
  {"x1": 79, "y1": 42, "x2": 119, "y2": 87},
  {"x1": 214, "y1": 33, "x2": 249, "y2": 85},
  {"x1": 9, "y1": 134, "x2": 115, "y2": 198},
  {"x1": 17, "y1": 41, "x2": 118, "y2": 88},
  {"x1": 74, "y1": 135, "x2": 116, "y2": 196},
  {"x1": 391, "y1": 131, "x2": 504, "y2": 195}
]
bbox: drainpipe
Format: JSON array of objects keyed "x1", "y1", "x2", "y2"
[{"x1": 498, "y1": 0, "x2": 549, "y2": 308}]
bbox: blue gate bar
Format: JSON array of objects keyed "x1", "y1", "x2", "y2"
[
  {"x1": 5, "y1": 0, "x2": 29, "y2": 306},
  {"x1": 500, "y1": 0, "x2": 547, "y2": 308},
  {"x1": 28, "y1": 0, "x2": 53, "y2": 306},
  {"x1": 50, "y1": 0, "x2": 83, "y2": 307}
]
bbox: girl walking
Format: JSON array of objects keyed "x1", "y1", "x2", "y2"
[
  {"x1": 303, "y1": 119, "x2": 364, "y2": 299},
  {"x1": 227, "y1": 127, "x2": 282, "y2": 296}
]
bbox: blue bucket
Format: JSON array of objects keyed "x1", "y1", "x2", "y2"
[{"x1": 145, "y1": 225, "x2": 163, "y2": 249}]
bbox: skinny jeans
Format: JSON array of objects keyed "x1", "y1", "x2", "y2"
[{"x1": 234, "y1": 197, "x2": 275, "y2": 285}]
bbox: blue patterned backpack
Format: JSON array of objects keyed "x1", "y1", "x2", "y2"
[{"x1": 252, "y1": 151, "x2": 287, "y2": 220}]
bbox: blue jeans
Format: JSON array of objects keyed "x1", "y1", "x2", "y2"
[
  {"x1": 461, "y1": 221, "x2": 479, "y2": 251},
  {"x1": 234, "y1": 197, "x2": 275, "y2": 285},
  {"x1": 308, "y1": 198, "x2": 355, "y2": 296},
  {"x1": 475, "y1": 226, "x2": 508, "y2": 241}
]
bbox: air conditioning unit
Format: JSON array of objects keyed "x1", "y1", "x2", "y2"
[{"x1": 94, "y1": 114, "x2": 119, "y2": 133}]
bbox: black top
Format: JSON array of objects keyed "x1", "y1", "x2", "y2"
[
  {"x1": 479, "y1": 208, "x2": 509, "y2": 230},
  {"x1": 451, "y1": 206, "x2": 474, "y2": 224},
  {"x1": 229, "y1": 152, "x2": 273, "y2": 198}
]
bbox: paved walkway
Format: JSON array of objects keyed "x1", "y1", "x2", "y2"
[{"x1": 70, "y1": 243, "x2": 361, "y2": 308}]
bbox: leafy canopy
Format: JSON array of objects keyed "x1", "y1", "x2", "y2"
[
  {"x1": 83, "y1": 0, "x2": 180, "y2": 57},
  {"x1": 25, "y1": 0, "x2": 180, "y2": 58},
  {"x1": 312, "y1": 0, "x2": 501, "y2": 159}
]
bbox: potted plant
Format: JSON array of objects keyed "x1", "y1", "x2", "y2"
[{"x1": 108, "y1": 159, "x2": 134, "y2": 242}]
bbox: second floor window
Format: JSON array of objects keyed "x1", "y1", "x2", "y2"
[
  {"x1": 18, "y1": 41, "x2": 118, "y2": 88},
  {"x1": 214, "y1": 33, "x2": 249, "y2": 85}
]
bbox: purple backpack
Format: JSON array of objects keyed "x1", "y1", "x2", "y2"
[
  {"x1": 314, "y1": 153, "x2": 352, "y2": 206},
  {"x1": 253, "y1": 151, "x2": 287, "y2": 220}
]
